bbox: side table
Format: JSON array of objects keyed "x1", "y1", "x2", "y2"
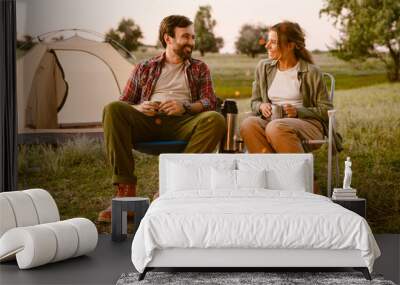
[
  {"x1": 332, "y1": 198, "x2": 366, "y2": 218},
  {"x1": 112, "y1": 197, "x2": 150, "y2": 242}
]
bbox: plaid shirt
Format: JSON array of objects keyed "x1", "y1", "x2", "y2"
[{"x1": 120, "y1": 53, "x2": 217, "y2": 110}]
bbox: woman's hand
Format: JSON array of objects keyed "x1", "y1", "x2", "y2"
[
  {"x1": 283, "y1": 104, "x2": 298, "y2": 118},
  {"x1": 259, "y1": 103, "x2": 272, "y2": 118}
]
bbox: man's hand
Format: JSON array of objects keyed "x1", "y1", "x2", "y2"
[
  {"x1": 134, "y1": 101, "x2": 158, "y2": 116},
  {"x1": 159, "y1": 100, "x2": 185, "y2": 116},
  {"x1": 259, "y1": 103, "x2": 272, "y2": 118},
  {"x1": 283, "y1": 104, "x2": 297, "y2": 118}
]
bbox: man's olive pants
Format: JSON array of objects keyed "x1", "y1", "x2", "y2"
[{"x1": 103, "y1": 101, "x2": 226, "y2": 185}]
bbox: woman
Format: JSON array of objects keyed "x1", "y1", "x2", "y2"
[{"x1": 240, "y1": 21, "x2": 341, "y2": 155}]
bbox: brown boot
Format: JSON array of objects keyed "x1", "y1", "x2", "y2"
[
  {"x1": 97, "y1": 183, "x2": 136, "y2": 223},
  {"x1": 117, "y1": 183, "x2": 136, "y2": 197}
]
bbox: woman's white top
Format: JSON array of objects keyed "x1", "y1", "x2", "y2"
[{"x1": 268, "y1": 62, "x2": 303, "y2": 107}]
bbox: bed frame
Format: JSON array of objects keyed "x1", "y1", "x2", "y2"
[
  {"x1": 137, "y1": 154, "x2": 372, "y2": 281},
  {"x1": 139, "y1": 248, "x2": 371, "y2": 280}
]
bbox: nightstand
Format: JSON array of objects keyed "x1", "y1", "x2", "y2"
[
  {"x1": 111, "y1": 197, "x2": 150, "y2": 242},
  {"x1": 332, "y1": 198, "x2": 366, "y2": 218}
]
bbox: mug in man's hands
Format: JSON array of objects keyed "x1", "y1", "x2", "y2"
[
  {"x1": 151, "y1": 101, "x2": 165, "y2": 115},
  {"x1": 151, "y1": 101, "x2": 161, "y2": 108},
  {"x1": 271, "y1": 104, "x2": 283, "y2": 120}
]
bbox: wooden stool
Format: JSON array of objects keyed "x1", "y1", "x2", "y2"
[{"x1": 111, "y1": 197, "x2": 149, "y2": 242}]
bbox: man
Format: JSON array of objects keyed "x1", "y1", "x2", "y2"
[{"x1": 98, "y1": 15, "x2": 225, "y2": 222}]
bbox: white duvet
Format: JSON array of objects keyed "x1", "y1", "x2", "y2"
[{"x1": 131, "y1": 190, "x2": 380, "y2": 273}]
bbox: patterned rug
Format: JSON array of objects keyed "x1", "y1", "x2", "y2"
[{"x1": 116, "y1": 271, "x2": 395, "y2": 285}]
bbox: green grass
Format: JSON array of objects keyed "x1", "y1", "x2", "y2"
[
  {"x1": 18, "y1": 82, "x2": 400, "y2": 233},
  {"x1": 237, "y1": 83, "x2": 399, "y2": 232},
  {"x1": 328, "y1": 84, "x2": 400, "y2": 233},
  {"x1": 18, "y1": 138, "x2": 158, "y2": 226}
]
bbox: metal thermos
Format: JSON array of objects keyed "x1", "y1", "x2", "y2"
[{"x1": 220, "y1": 99, "x2": 239, "y2": 153}]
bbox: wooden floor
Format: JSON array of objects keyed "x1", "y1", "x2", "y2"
[
  {"x1": 0, "y1": 235, "x2": 134, "y2": 285},
  {"x1": 0, "y1": 234, "x2": 399, "y2": 285}
]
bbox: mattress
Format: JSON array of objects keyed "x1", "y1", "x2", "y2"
[{"x1": 131, "y1": 190, "x2": 380, "y2": 273}]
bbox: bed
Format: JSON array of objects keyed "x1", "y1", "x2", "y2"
[{"x1": 131, "y1": 154, "x2": 380, "y2": 280}]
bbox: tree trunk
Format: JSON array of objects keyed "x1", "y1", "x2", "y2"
[
  {"x1": 200, "y1": 50, "x2": 205, "y2": 57},
  {"x1": 387, "y1": 59, "x2": 400, "y2": 82},
  {"x1": 393, "y1": 56, "x2": 400, "y2": 82},
  {"x1": 386, "y1": 45, "x2": 400, "y2": 82}
]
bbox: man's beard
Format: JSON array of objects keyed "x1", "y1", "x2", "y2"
[{"x1": 173, "y1": 44, "x2": 193, "y2": 60}]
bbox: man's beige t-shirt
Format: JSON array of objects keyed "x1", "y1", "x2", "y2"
[{"x1": 150, "y1": 62, "x2": 191, "y2": 103}]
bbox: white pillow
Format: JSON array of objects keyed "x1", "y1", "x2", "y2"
[
  {"x1": 236, "y1": 169, "x2": 267, "y2": 189},
  {"x1": 211, "y1": 168, "x2": 267, "y2": 190},
  {"x1": 168, "y1": 163, "x2": 209, "y2": 191},
  {"x1": 211, "y1": 168, "x2": 236, "y2": 190},
  {"x1": 265, "y1": 161, "x2": 307, "y2": 191},
  {"x1": 238, "y1": 159, "x2": 309, "y2": 191},
  {"x1": 167, "y1": 160, "x2": 236, "y2": 192}
]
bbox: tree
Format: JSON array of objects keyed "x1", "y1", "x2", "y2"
[
  {"x1": 235, "y1": 24, "x2": 268, "y2": 58},
  {"x1": 16, "y1": 35, "x2": 34, "y2": 51},
  {"x1": 320, "y1": 0, "x2": 400, "y2": 81},
  {"x1": 105, "y1": 18, "x2": 143, "y2": 51},
  {"x1": 194, "y1": 5, "x2": 224, "y2": 56}
]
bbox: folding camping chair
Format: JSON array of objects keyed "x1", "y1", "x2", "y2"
[
  {"x1": 134, "y1": 140, "x2": 188, "y2": 155},
  {"x1": 301, "y1": 72, "x2": 340, "y2": 197},
  {"x1": 133, "y1": 98, "x2": 224, "y2": 156}
]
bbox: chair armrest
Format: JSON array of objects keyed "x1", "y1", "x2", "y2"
[{"x1": 328, "y1": 109, "x2": 336, "y2": 121}]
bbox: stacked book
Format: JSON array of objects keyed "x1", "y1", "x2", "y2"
[{"x1": 332, "y1": 188, "x2": 358, "y2": 200}]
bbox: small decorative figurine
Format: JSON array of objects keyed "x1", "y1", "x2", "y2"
[{"x1": 343, "y1": 157, "x2": 352, "y2": 189}]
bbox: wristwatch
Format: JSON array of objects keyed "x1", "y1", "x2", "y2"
[{"x1": 183, "y1": 101, "x2": 192, "y2": 115}]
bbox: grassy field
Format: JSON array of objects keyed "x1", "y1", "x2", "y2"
[
  {"x1": 134, "y1": 50, "x2": 388, "y2": 98},
  {"x1": 17, "y1": 50, "x2": 399, "y2": 233}
]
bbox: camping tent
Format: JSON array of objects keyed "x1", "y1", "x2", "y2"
[{"x1": 17, "y1": 35, "x2": 134, "y2": 133}]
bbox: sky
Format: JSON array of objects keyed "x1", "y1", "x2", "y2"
[{"x1": 16, "y1": 0, "x2": 340, "y2": 53}]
